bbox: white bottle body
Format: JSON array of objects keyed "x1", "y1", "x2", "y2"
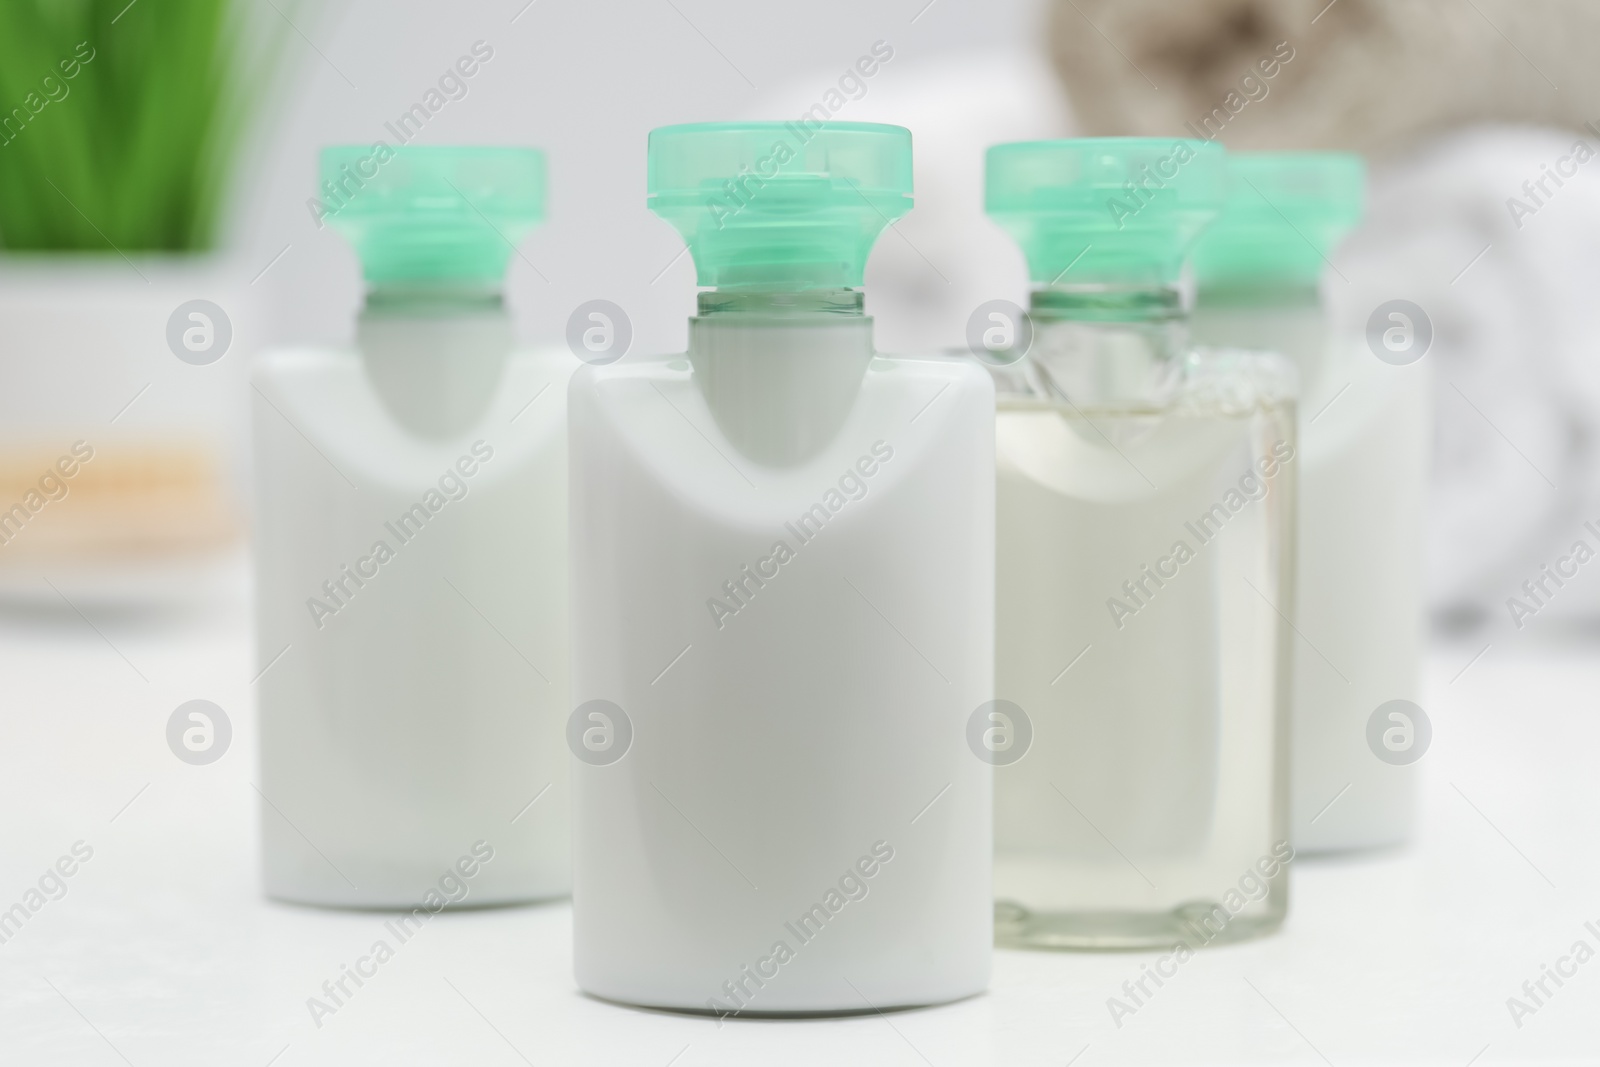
[
  {"x1": 253, "y1": 327, "x2": 577, "y2": 906},
  {"x1": 1192, "y1": 298, "x2": 1430, "y2": 852},
  {"x1": 569, "y1": 329, "x2": 994, "y2": 1012}
]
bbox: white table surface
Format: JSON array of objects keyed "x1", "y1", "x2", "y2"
[{"x1": 1, "y1": 558, "x2": 1596, "y2": 1066}]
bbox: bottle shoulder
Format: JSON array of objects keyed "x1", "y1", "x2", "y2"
[
  {"x1": 993, "y1": 343, "x2": 1295, "y2": 419},
  {"x1": 1182, "y1": 345, "x2": 1300, "y2": 412},
  {"x1": 569, "y1": 349, "x2": 993, "y2": 519},
  {"x1": 572, "y1": 350, "x2": 993, "y2": 395},
  {"x1": 255, "y1": 343, "x2": 578, "y2": 379},
  {"x1": 253, "y1": 344, "x2": 576, "y2": 485}
]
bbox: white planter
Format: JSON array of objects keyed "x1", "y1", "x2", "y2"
[{"x1": 0, "y1": 255, "x2": 258, "y2": 609}]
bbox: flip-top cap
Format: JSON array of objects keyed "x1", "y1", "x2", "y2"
[
  {"x1": 648, "y1": 121, "x2": 912, "y2": 290},
  {"x1": 321, "y1": 146, "x2": 545, "y2": 285},
  {"x1": 1191, "y1": 152, "x2": 1365, "y2": 288},
  {"x1": 986, "y1": 138, "x2": 1227, "y2": 287}
]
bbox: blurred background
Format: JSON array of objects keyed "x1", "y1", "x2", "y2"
[
  {"x1": 4, "y1": 2, "x2": 1600, "y2": 1063},
  {"x1": 4, "y1": 0, "x2": 1599, "y2": 640}
]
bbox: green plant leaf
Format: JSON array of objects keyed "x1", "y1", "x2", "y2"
[{"x1": 0, "y1": 0, "x2": 299, "y2": 252}]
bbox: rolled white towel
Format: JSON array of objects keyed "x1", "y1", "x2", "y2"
[{"x1": 1330, "y1": 126, "x2": 1600, "y2": 627}]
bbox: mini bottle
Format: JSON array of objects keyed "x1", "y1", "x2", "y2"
[
  {"x1": 985, "y1": 139, "x2": 1297, "y2": 949},
  {"x1": 1190, "y1": 153, "x2": 1428, "y2": 853},
  {"x1": 254, "y1": 147, "x2": 575, "y2": 906},
  {"x1": 570, "y1": 122, "x2": 994, "y2": 1012}
]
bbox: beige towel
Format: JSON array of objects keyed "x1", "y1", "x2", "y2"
[{"x1": 1049, "y1": 0, "x2": 1597, "y2": 153}]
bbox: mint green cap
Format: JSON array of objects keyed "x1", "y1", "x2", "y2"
[
  {"x1": 647, "y1": 121, "x2": 912, "y2": 290},
  {"x1": 985, "y1": 138, "x2": 1227, "y2": 287},
  {"x1": 1192, "y1": 152, "x2": 1365, "y2": 288},
  {"x1": 321, "y1": 146, "x2": 545, "y2": 285}
]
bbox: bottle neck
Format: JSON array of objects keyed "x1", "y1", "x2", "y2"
[
  {"x1": 1191, "y1": 282, "x2": 1325, "y2": 383},
  {"x1": 687, "y1": 287, "x2": 873, "y2": 467},
  {"x1": 1022, "y1": 285, "x2": 1187, "y2": 407},
  {"x1": 1195, "y1": 280, "x2": 1321, "y2": 309},
  {"x1": 364, "y1": 282, "x2": 506, "y2": 316},
  {"x1": 694, "y1": 286, "x2": 866, "y2": 319},
  {"x1": 357, "y1": 282, "x2": 511, "y2": 439}
]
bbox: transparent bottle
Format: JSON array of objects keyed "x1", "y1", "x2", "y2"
[
  {"x1": 985, "y1": 139, "x2": 1297, "y2": 950},
  {"x1": 254, "y1": 147, "x2": 575, "y2": 906},
  {"x1": 1190, "y1": 154, "x2": 1429, "y2": 853},
  {"x1": 570, "y1": 123, "x2": 994, "y2": 1012}
]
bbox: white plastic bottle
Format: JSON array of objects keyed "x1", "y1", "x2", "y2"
[
  {"x1": 1191, "y1": 153, "x2": 1429, "y2": 853},
  {"x1": 569, "y1": 122, "x2": 994, "y2": 1012},
  {"x1": 254, "y1": 147, "x2": 575, "y2": 906}
]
